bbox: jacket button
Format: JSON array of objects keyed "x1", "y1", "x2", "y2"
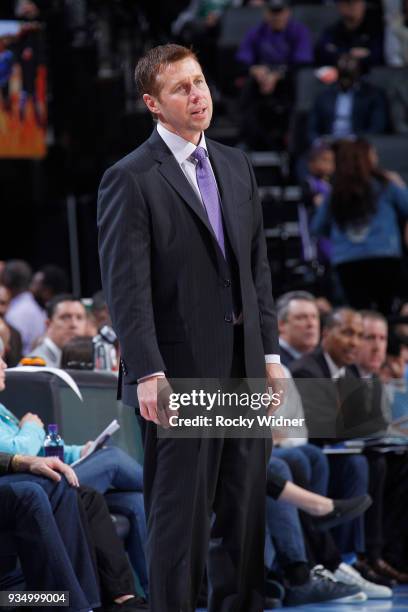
[
  {"x1": 223, "y1": 279, "x2": 231, "y2": 287},
  {"x1": 224, "y1": 313, "x2": 233, "y2": 323}
]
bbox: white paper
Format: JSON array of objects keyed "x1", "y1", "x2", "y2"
[
  {"x1": 71, "y1": 419, "x2": 120, "y2": 467},
  {"x1": 7, "y1": 366, "x2": 83, "y2": 400}
]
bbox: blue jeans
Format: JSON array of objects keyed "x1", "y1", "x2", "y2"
[
  {"x1": 328, "y1": 454, "x2": 369, "y2": 555},
  {"x1": 273, "y1": 443, "x2": 329, "y2": 495},
  {"x1": 0, "y1": 475, "x2": 100, "y2": 612},
  {"x1": 74, "y1": 446, "x2": 148, "y2": 593},
  {"x1": 266, "y1": 457, "x2": 308, "y2": 568}
]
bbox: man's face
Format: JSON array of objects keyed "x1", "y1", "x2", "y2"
[
  {"x1": 0, "y1": 285, "x2": 11, "y2": 317},
  {"x1": 358, "y1": 318, "x2": 387, "y2": 374},
  {"x1": 265, "y1": 7, "x2": 291, "y2": 31},
  {"x1": 323, "y1": 311, "x2": 363, "y2": 367},
  {"x1": 143, "y1": 57, "x2": 213, "y2": 145},
  {"x1": 47, "y1": 301, "x2": 87, "y2": 348},
  {"x1": 279, "y1": 299, "x2": 320, "y2": 353},
  {"x1": 338, "y1": 0, "x2": 366, "y2": 28}
]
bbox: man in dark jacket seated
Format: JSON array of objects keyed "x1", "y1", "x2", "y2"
[{"x1": 308, "y1": 55, "x2": 388, "y2": 145}]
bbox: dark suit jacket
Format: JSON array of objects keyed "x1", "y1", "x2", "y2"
[
  {"x1": 290, "y1": 347, "x2": 387, "y2": 442},
  {"x1": 98, "y1": 129, "x2": 279, "y2": 406},
  {"x1": 308, "y1": 81, "x2": 388, "y2": 144}
]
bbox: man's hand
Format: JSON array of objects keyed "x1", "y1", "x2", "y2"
[
  {"x1": 266, "y1": 363, "x2": 287, "y2": 416},
  {"x1": 19, "y1": 412, "x2": 44, "y2": 429},
  {"x1": 15, "y1": 455, "x2": 79, "y2": 487},
  {"x1": 137, "y1": 376, "x2": 177, "y2": 428}
]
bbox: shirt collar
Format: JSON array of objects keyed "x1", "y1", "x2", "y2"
[
  {"x1": 44, "y1": 337, "x2": 62, "y2": 362},
  {"x1": 323, "y1": 351, "x2": 346, "y2": 379},
  {"x1": 157, "y1": 122, "x2": 207, "y2": 165},
  {"x1": 279, "y1": 337, "x2": 302, "y2": 360}
]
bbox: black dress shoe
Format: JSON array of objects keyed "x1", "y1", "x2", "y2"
[
  {"x1": 101, "y1": 595, "x2": 148, "y2": 612},
  {"x1": 353, "y1": 559, "x2": 396, "y2": 588},
  {"x1": 314, "y1": 494, "x2": 372, "y2": 531},
  {"x1": 373, "y1": 559, "x2": 408, "y2": 584}
]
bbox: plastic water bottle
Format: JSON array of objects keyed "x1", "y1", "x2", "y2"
[
  {"x1": 93, "y1": 335, "x2": 108, "y2": 370},
  {"x1": 44, "y1": 424, "x2": 64, "y2": 461}
]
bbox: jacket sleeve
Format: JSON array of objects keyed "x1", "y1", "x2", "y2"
[
  {"x1": 244, "y1": 153, "x2": 279, "y2": 355},
  {"x1": 97, "y1": 164, "x2": 165, "y2": 383}
]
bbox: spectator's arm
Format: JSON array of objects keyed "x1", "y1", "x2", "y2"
[
  {"x1": 64, "y1": 444, "x2": 83, "y2": 465},
  {"x1": 236, "y1": 28, "x2": 258, "y2": 67},
  {"x1": 292, "y1": 25, "x2": 313, "y2": 64},
  {"x1": 390, "y1": 182, "x2": 408, "y2": 217},
  {"x1": 0, "y1": 421, "x2": 45, "y2": 457}
]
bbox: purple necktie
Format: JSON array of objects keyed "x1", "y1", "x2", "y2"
[{"x1": 191, "y1": 146, "x2": 225, "y2": 258}]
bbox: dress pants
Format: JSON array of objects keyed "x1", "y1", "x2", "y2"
[{"x1": 139, "y1": 328, "x2": 270, "y2": 612}]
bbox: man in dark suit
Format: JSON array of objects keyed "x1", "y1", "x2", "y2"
[
  {"x1": 308, "y1": 54, "x2": 388, "y2": 144},
  {"x1": 276, "y1": 290, "x2": 320, "y2": 368},
  {"x1": 290, "y1": 308, "x2": 375, "y2": 566},
  {"x1": 97, "y1": 44, "x2": 285, "y2": 612}
]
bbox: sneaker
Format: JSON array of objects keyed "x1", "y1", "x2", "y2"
[
  {"x1": 284, "y1": 565, "x2": 366, "y2": 606},
  {"x1": 334, "y1": 562, "x2": 393, "y2": 599}
]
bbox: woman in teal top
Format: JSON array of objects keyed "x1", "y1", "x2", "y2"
[
  {"x1": 0, "y1": 403, "x2": 83, "y2": 464},
  {"x1": 311, "y1": 139, "x2": 408, "y2": 314},
  {"x1": 0, "y1": 343, "x2": 148, "y2": 596}
]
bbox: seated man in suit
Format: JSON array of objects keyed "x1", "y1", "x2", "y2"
[
  {"x1": 278, "y1": 290, "x2": 320, "y2": 368},
  {"x1": 27, "y1": 293, "x2": 87, "y2": 367},
  {"x1": 356, "y1": 310, "x2": 408, "y2": 584},
  {"x1": 308, "y1": 54, "x2": 388, "y2": 145},
  {"x1": 290, "y1": 309, "x2": 372, "y2": 562}
]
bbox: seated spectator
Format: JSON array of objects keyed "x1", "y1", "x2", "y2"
[
  {"x1": 266, "y1": 456, "x2": 389, "y2": 602},
  {"x1": 1, "y1": 260, "x2": 46, "y2": 354},
  {"x1": 91, "y1": 289, "x2": 112, "y2": 331},
  {"x1": 309, "y1": 55, "x2": 388, "y2": 144},
  {"x1": 27, "y1": 293, "x2": 88, "y2": 367},
  {"x1": 0, "y1": 342, "x2": 148, "y2": 597},
  {"x1": 0, "y1": 284, "x2": 22, "y2": 366},
  {"x1": 290, "y1": 309, "x2": 371, "y2": 557},
  {"x1": 384, "y1": 0, "x2": 408, "y2": 66},
  {"x1": 30, "y1": 264, "x2": 69, "y2": 309},
  {"x1": 302, "y1": 144, "x2": 335, "y2": 212},
  {"x1": 236, "y1": 0, "x2": 312, "y2": 149},
  {"x1": 310, "y1": 138, "x2": 408, "y2": 314},
  {"x1": 315, "y1": 0, "x2": 384, "y2": 69},
  {"x1": 277, "y1": 290, "x2": 320, "y2": 367},
  {"x1": 355, "y1": 310, "x2": 408, "y2": 584},
  {"x1": 171, "y1": 0, "x2": 231, "y2": 88},
  {"x1": 0, "y1": 452, "x2": 101, "y2": 612},
  {"x1": 300, "y1": 144, "x2": 335, "y2": 270}
]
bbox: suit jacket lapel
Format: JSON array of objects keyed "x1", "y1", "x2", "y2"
[{"x1": 148, "y1": 130, "x2": 216, "y2": 241}]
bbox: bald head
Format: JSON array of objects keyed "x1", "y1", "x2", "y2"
[{"x1": 322, "y1": 308, "x2": 363, "y2": 367}]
